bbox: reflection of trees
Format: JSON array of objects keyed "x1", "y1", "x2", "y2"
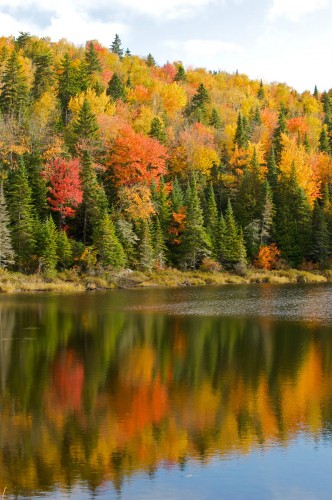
[{"x1": 0, "y1": 294, "x2": 332, "y2": 496}]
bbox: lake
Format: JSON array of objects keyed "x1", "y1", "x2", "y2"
[{"x1": 0, "y1": 283, "x2": 332, "y2": 499}]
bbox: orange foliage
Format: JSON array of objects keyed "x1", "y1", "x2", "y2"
[
  {"x1": 108, "y1": 125, "x2": 168, "y2": 187},
  {"x1": 254, "y1": 244, "x2": 280, "y2": 270}
]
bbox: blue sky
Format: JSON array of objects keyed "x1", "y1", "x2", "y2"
[{"x1": 0, "y1": 0, "x2": 331, "y2": 92}]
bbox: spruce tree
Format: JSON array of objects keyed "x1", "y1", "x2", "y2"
[
  {"x1": 57, "y1": 230, "x2": 73, "y2": 270},
  {"x1": 236, "y1": 148, "x2": 264, "y2": 230},
  {"x1": 39, "y1": 216, "x2": 58, "y2": 273},
  {"x1": 257, "y1": 80, "x2": 265, "y2": 100},
  {"x1": 180, "y1": 176, "x2": 211, "y2": 269},
  {"x1": 0, "y1": 181, "x2": 15, "y2": 268},
  {"x1": 146, "y1": 53, "x2": 156, "y2": 67},
  {"x1": 234, "y1": 113, "x2": 249, "y2": 149},
  {"x1": 106, "y1": 73, "x2": 126, "y2": 101},
  {"x1": 138, "y1": 219, "x2": 154, "y2": 271},
  {"x1": 57, "y1": 53, "x2": 81, "y2": 124},
  {"x1": 188, "y1": 83, "x2": 209, "y2": 122},
  {"x1": 93, "y1": 213, "x2": 126, "y2": 268},
  {"x1": 260, "y1": 182, "x2": 276, "y2": 246},
  {"x1": 319, "y1": 126, "x2": 331, "y2": 154},
  {"x1": 267, "y1": 147, "x2": 279, "y2": 197},
  {"x1": 311, "y1": 200, "x2": 329, "y2": 265},
  {"x1": 0, "y1": 49, "x2": 29, "y2": 119},
  {"x1": 149, "y1": 117, "x2": 167, "y2": 144},
  {"x1": 209, "y1": 108, "x2": 222, "y2": 129},
  {"x1": 272, "y1": 108, "x2": 287, "y2": 164},
  {"x1": 32, "y1": 51, "x2": 54, "y2": 100},
  {"x1": 205, "y1": 182, "x2": 219, "y2": 258},
  {"x1": 110, "y1": 34, "x2": 123, "y2": 59},
  {"x1": 85, "y1": 42, "x2": 102, "y2": 74},
  {"x1": 72, "y1": 98, "x2": 99, "y2": 143},
  {"x1": 220, "y1": 199, "x2": 246, "y2": 269},
  {"x1": 7, "y1": 160, "x2": 36, "y2": 271},
  {"x1": 174, "y1": 63, "x2": 186, "y2": 82},
  {"x1": 152, "y1": 216, "x2": 167, "y2": 268}
]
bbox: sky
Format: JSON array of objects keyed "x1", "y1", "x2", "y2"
[{"x1": 0, "y1": 0, "x2": 331, "y2": 93}]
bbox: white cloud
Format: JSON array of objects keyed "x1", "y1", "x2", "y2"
[
  {"x1": 268, "y1": 0, "x2": 329, "y2": 21},
  {"x1": 111, "y1": 0, "x2": 218, "y2": 18},
  {"x1": 181, "y1": 39, "x2": 242, "y2": 55}
]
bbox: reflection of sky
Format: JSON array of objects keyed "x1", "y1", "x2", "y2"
[
  {"x1": 124, "y1": 284, "x2": 332, "y2": 325},
  {"x1": 47, "y1": 436, "x2": 332, "y2": 499}
]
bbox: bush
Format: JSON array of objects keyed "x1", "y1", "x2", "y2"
[{"x1": 199, "y1": 257, "x2": 222, "y2": 273}]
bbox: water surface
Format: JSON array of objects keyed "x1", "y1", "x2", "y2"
[{"x1": 0, "y1": 283, "x2": 332, "y2": 499}]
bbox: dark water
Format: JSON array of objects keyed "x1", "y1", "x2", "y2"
[{"x1": 0, "y1": 283, "x2": 332, "y2": 499}]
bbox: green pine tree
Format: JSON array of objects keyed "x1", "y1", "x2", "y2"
[
  {"x1": 72, "y1": 98, "x2": 99, "y2": 144},
  {"x1": 180, "y1": 175, "x2": 211, "y2": 269},
  {"x1": 0, "y1": 180, "x2": 15, "y2": 268},
  {"x1": 174, "y1": 63, "x2": 186, "y2": 82},
  {"x1": 146, "y1": 53, "x2": 156, "y2": 67},
  {"x1": 220, "y1": 199, "x2": 246, "y2": 269},
  {"x1": 260, "y1": 182, "x2": 276, "y2": 246},
  {"x1": 93, "y1": 212, "x2": 126, "y2": 268},
  {"x1": 106, "y1": 73, "x2": 126, "y2": 101},
  {"x1": 0, "y1": 49, "x2": 29, "y2": 119},
  {"x1": 138, "y1": 219, "x2": 154, "y2": 271},
  {"x1": 205, "y1": 182, "x2": 219, "y2": 258},
  {"x1": 257, "y1": 80, "x2": 265, "y2": 100},
  {"x1": 319, "y1": 126, "x2": 331, "y2": 154},
  {"x1": 39, "y1": 216, "x2": 58, "y2": 273},
  {"x1": 272, "y1": 108, "x2": 287, "y2": 164},
  {"x1": 152, "y1": 216, "x2": 167, "y2": 268},
  {"x1": 85, "y1": 41, "x2": 102, "y2": 74},
  {"x1": 57, "y1": 53, "x2": 82, "y2": 124},
  {"x1": 110, "y1": 34, "x2": 123, "y2": 59},
  {"x1": 234, "y1": 113, "x2": 249, "y2": 149},
  {"x1": 7, "y1": 160, "x2": 36, "y2": 271},
  {"x1": 57, "y1": 230, "x2": 73, "y2": 269},
  {"x1": 32, "y1": 51, "x2": 54, "y2": 100},
  {"x1": 149, "y1": 117, "x2": 167, "y2": 144},
  {"x1": 311, "y1": 200, "x2": 329, "y2": 265},
  {"x1": 209, "y1": 108, "x2": 222, "y2": 129}
]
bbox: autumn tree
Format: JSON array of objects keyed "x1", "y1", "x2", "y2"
[
  {"x1": 0, "y1": 49, "x2": 29, "y2": 119},
  {"x1": 106, "y1": 73, "x2": 126, "y2": 101},
  {"x1": 109, "y1": 125, "x2": 168, "y2": 187},
  {"x1": 43, "y1": 157, "x2": 83, "y2": 226},
  {"x1": 110, "y1": 34, "x2": 124, "y2": 59}
]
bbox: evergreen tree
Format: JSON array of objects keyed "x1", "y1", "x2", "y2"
[
  {"x1": 251, "y1": 106, "x2": 262, "y2": 126},
  {"x1": 0, "y1": 180, "x2": 15, "y2": 268},
  {"x1": 209, "y1": 108, "x2": 222, "y2": 129},
  {"x1": 116, "y1": 216, "x2": 138, "y2": 268},
  {"x1": 319, "y1": 126, "x2": 331, "y2": 154},
  {"x1": 276, "y1": 164, "x2": 312, "y2": 266},
  {"x1": 32, "y1": 51, "x2": 54, "y2": 100},
  {"x1": 25, "y1": 153, "x2": 48, "y2": 221},
  {"x1": 93, "y1": 213, "x2": 126, "y2": 268},
  {"x1": 106, "y1": 73, "x2": 126, "y2": 101},
  {"x1": 180, "y1": 176, "x2": 211, "y2": 269},
  {"x1": 236, "y1": 148, "x2": 264, "y2": 230},
  {"x1": 313, "y1": 85, "x2": 318, "y2": 99},
  {"x1": 205, "y1": 182, "x2": 219, "y2": 257},
  {"x1": 146, "y1": 53, "x2": 156, "y2": 67},
  {"x1": 311, "y1": 200, "x2": 329, "y2": 265},
  {"x1": 272, "y1": 108, "x2": 287, "y2": 164},
  {"x1": 266, "y1": 147, "x2": 279, "y2": 196},
  {"x1": 39, "y1": 216, "x2": 58, "y2": 273},
  {"x1": 152, "y1": 216, "x2": 167, "y2": 268},
  {"x1": 188, "y1": 83, "x2": 209, "y2": 122},
  {"x1": 138, "y1": 219, "x2": 154, "y2": 271},
  {"x1": 154, "y1": 178, "x2": 171, "y2": 235},
  {"x1": 234, "y1": 113, "x2": 249, "y2": 149},
  {"x1": 174, "y1": 63, "x2": 186, "y2": 82},
  {"x1": 7, "y1": 160, "x2": 36, "y2": 271},
  {"x1": 260, "y1": 182, "x2": 276, "y2": 246},
  {"x1": 79, "y1": 151, "x2": 108, "y2": 245},
  {"x1": 85, "y1": 41, "x2": 102, "y2": 74},
  {"x1": 57, "y1": 53, "x2": 81, "y2": 124},
  {"x1": 257, "y1": 80, "x2": 265, "y2": 100},
  {"x1": 110, "y1": 34, "x2": 123, "y2": 59},
  {"x1": 0, "y1": 49, "x2": 29, "y2": 119},
  {"x1": 149, "y1": 117, "x2": 167, "y2": 144},
  {"x1": 57, "y1": 230, "x2": 73, "y2": 269},
  {"x1": 72, "y1": 98, "x2": 99, "y2": 143},
  {"x1": 220, "y1": 199, "x2": 246, "y2": 269}
]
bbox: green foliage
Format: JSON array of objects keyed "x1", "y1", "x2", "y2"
[
  {"x1": 149, "y1": 117, "x2": 167, "y2": 144},
  {"x1": 110, "y1": 34, "x2": 123, "y2": 59},
  {"x1": 7, "y1": 160, "x2": 36, "y2": 271},
  {"x1": 272, "y1": 108, "x2": 287, "y2": 164},
  {"x1": 0, "y1": 49, "x2": 29, "y2": 119},
  {"x1": 219, "y1": 199, "x2": 247, "y2": 269},
  {"x1": 106, "y1": 73, "x2": 126, "y2": 101},
  {"x1": 146, "y1": 53, "x2": 156, "y2": 67},
  {"x1": 93, "y1": 212, "x2": 126, "y2": 268},
  {"x1": 85, "y1": 42, "x2": 102, "y2": 74},
  {"x1": 39, "y1": 216, "x2": 58, "y2": 272},
  {"x1": 72, "y1": 99, "x2": 99, "y2": 144},
  {"x1": 57, "y1": 53, "x2": 82, "y2": 124},
  {"x1": 174, "y1": 63, "x2": 186, "y2": 82},
  {"x1": 32, "y1": 51, "x2": 54, "y2": 100},
  {"x1": 209, "y1": 108, "x2": 222, "y2": 129},
  {"x1": 138, "y1": 219, "x2": 154, "y2": 271},
  {"x1": 0, "y1": 181, "x2": 15, "y2": 268}
]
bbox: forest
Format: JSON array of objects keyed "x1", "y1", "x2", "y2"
[{"x1": 0, "y1": 32, "x2": 332, "y2": 275}]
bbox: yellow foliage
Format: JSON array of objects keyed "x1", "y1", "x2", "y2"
[
  {"x1": 133, "y1": 106, "x2": 154, "y2": 134},
  {"x1": 68, "y1": 89, "x2": 115, "y2": 117},
  {"x1": 32, "y1": 92, "x2": 58, "y2": 129},
  {"x1": 160, "y1": 82, "x2": 187, "y2": 117},
  {"x1": 191, "y1": 145, "x2": 219, "y2": 175},
  {"x1": 118, "y1": 184, "x2": 155, "y2": 220},
  {"x1": 279, "y1": 135, "x2": 321, "y2": 202},
  {"x1": 222, "y1": 122, "x2": 237, "y2": 154}
]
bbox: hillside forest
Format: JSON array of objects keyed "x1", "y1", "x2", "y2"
[{"x1": 0, "y1": 32, "x2": 332, "y2": 275}]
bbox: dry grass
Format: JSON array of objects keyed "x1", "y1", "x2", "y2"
[{"x1": 0, "y1": 267, "x2": 331, "y2": 294}]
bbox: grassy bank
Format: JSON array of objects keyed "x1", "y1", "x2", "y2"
[{"x1": 0, "y1": 267, "x2": 331, "y2": 294}]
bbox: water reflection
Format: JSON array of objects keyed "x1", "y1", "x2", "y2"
[{"x1": 0, "y1": 286, "x2": 332, "y2": 497}]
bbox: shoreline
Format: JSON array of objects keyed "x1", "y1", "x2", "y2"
[{"x1": 0, "y1": 268, "x2": 331, "y2": 294}]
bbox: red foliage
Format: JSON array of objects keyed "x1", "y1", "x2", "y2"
[
  {"x1": 108, "y1": 125, "x2": 168, "y2": 187},
  {"x1": 51, "y1": 350, "x2": 84, "y2": 412},
  {"x1": 254, "y1": 244, "x2": 281, "y2": 270},
  {"x1": 43, "y1": 157, "x2": 83, "y2": 219},
  {"x1": 162, "y1": 63, "x2": 177, "y2": 82}
]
